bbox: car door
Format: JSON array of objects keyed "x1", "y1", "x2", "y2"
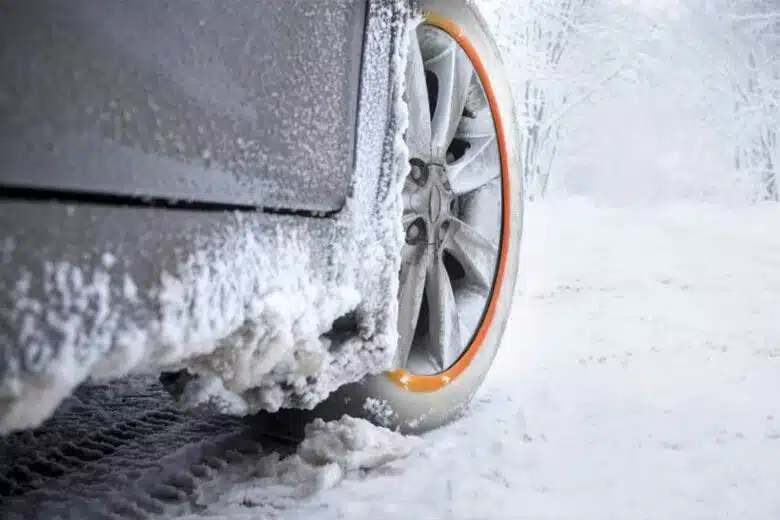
[{"x1": 0, "y1": 0, "x2": 367, "y2": 214}]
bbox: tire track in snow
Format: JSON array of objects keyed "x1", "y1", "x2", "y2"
[{"x1": 0, "y1": 376, "x2": 298, "y2": 519}]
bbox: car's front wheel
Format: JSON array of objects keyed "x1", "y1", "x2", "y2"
[{"x1": 315, "y1": 0, "x2": 523, "y2": 433}]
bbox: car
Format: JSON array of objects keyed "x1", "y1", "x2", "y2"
[{"x1": 0, "y1": 0, "x2": 523, "y2": 436}]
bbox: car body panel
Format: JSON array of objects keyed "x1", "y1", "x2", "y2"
[
  {"x1": 0, "y1": 0, "x2": 410, "y2": 434},
  {"x1": 0, "y1": 0, "x2": 366, "y2": 212}
]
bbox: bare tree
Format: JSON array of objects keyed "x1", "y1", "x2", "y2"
[
  {"x1": 489, "y1": 0, "x2": 593, "y2": 199},
  {"x1": 725, "y1": 0, "x2": 780, "y2": 200},
  {"x1": 484, "y1": 0, "x2": 779, "y2": 203}
]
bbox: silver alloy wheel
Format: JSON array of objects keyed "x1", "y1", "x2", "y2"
[{"x1": 397, "y1": 24, "x2": 503, "y2": 376}]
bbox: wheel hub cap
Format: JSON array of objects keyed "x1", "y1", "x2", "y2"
[{"x1": 406, "y1": 163, "x2": 455, "y2": 246}]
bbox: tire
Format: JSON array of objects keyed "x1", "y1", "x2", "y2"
[{"x1": 278, "y1": 0, "x2": 523, "y2": 435}]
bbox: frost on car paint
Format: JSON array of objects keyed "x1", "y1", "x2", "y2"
[{"x1": 0, "y1": 0, "x2": 412, "y2": 434}]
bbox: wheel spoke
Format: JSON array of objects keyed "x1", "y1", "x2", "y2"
[
  {"x1": 457, "y1": 107, "x2": 495, "y2": 139},
  {"x1": 402, "y1": 207, "x2": 418, "y2": 229},
  {"x1": 425, "y1": 252, "x2": 463, "y2": 371},
  {"x1": 405, "y1": 28, "x2": 432, "y2": 159},
  {"x1": 427, "y1": 42, "x2": 474, "y2": 157},
  {"x1": 396, "y1": 246, "x2": 429, "y2": 367},
  {"x1": 445, "y1": 219, "x2": 499, "y2": 292},
  {"x1": 448, "y1": 135, "x2": 498, "y2": 195}
]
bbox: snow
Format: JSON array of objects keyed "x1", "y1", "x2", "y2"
[
  {"x1": 297, "y1": 415, "x2": 419, "y2": 474},
  {"x1": 189, "y1": 197, "x2": 780, "y2": 519},
  {"x1": 177, "y1": 415, "x2": 419, "y2": 519}
]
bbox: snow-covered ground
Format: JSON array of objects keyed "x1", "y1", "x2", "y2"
[
  {"x1": 4, "y1": 1, "x2": 778, "y2": 516},
  {"x1": 185, "y1": 197, "x2": 780, "y2": 519}
]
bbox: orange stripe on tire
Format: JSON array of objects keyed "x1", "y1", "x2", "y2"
[{"x1": 387, "y1": 12, "x2": 512, "y2": 392}]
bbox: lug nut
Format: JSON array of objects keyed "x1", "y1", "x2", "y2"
[
  {"x1": 406, "y1": 220, "x2": 423, "y2": 244},
  {"x1": 410, "y1": 163, "x2": 423, "y2": 181},
  {"x1": 409, "y1": 160, "x2": 428, "y2": 185},
  {"x1": 406, "y1": 223, "x2": 419, "y2": 241}
]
